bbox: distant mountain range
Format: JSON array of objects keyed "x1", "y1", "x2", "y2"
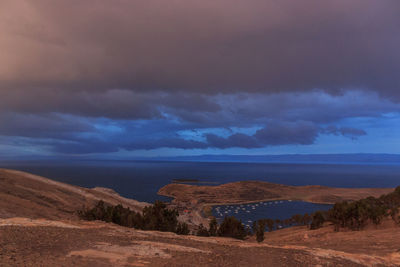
[
  {"x1": 150, "y1": 154, "x2": 400, "y2": 165},
  {"x1": 1, "y1": 153, "x2": 399, "y2": 165}
]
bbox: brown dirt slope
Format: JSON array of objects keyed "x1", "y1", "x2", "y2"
[
  {"x1": 0, "y1": 168, "x2": 148, "y2": 220},
  {"x1": 158, "y1": 181, "x2": 394, "y2": 205},
  {"x1": 1, "y1": 218, "x2": 387, "y2": 267}
]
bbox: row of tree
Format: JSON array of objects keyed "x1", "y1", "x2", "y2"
[
  {"x1": 196, "y1": 216, "x2": 247, "y2": 240},
  {"x1": 78, "y1": 200, "x2": 190, "y2": 235},
  {"x1": 78, "y1": 186, "x2": 400, "y2": 243},
  {"x1": 208, "y1": 186, "x2": 400, "y2": 241},
  {"x1": 79, "y1": 200, "x2": 253, "y2": 240},
  {"x1": 195, "y1": 212, "x2": 321, "y2": 243},
  {"x1": 250, "y1": 186, "x2": 400, "y2": 234},
  {"x1": 328, "y1": 186, "x2": 400, "y2": 231}
]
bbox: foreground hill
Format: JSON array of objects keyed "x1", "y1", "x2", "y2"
[
  {"x1": 1, "y1": 169, "x2": 399, "y2": 266},
  {"x1": 4, "y1": 217, "x2": 390, "y2": 267}
]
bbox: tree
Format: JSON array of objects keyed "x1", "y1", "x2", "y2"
[
  {"x1": 176, "y1": 222, "x2": 190, "y2": 235},
  {"x1": 265, "y1": 219, "x2": 275, "y2": 232},
  {"x1": 217, "y1": 216, "x2": 247, "y2": 240},
  {"x1": 291, "y1": 214, "x2": 303, "y2": 226},
  {"x1": 196, "y1": 224, "x2": 210, "y2": 237},
  {"x1": 329, "y1": 201, "x2": 349, "y2": 231},
  {"x1": 79, "y1": 200, "x2": 182, "y2": 234},
  {"x1": 310, "y1": 211, "x2": 325, "y2": 230},
  {"x1": 255, "y1": 220, "x2": 267, "y2": 243},
  {"x1": 142, "y1": 201, "x2": 179, "y2": 232},
  {"x1": 302, "y1": 213, "x2": 312, "y2": 226},
  {"x1": 208, "y1": 217, "x2": 218, "y2": 236},
  {"x1": 252, "y1": 221, "x2": 257, "y2": 235}
]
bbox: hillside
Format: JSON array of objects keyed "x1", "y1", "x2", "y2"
[
  {"x1": 1, "y1": 169, "x2": 400, "y2": 266},
  {"x1": 0, "y1": 168, "x2": 148, "y2": 219}
]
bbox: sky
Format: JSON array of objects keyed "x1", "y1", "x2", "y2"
[{"x1": 0, "y1": 0, "x2": 399, "y2": 158}]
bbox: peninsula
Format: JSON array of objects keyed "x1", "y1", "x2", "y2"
[{"x1": 158, "y1": 181, "x2": 393, "y2": 220}]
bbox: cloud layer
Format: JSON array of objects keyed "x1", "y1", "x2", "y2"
[
  {"x1": 0, "y1": 1, "x2": 399, "y2": 155},
  {"x1": 1, "y1": 0, "x2": 400, "y2": 98},
  {"x1": 0, "y1": 90, "x2": 397, "y2": 154}
]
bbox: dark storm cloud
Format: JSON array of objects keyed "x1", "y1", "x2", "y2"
[
  {"x1": 122, "y1": 121, "x2": 366, "y2": 151},
  {"x1": 0, "y1": 89, "x2": 395, "y2": 154},
  {"x1": 205, "y1": 133, "x2": 260, "y2": 149},
  {"x1": 201, "y1": 121, "x2": 319, "y2": 150},
  {"x1": 0, "y1": 89, "x2": 219, "y2": 120},
  {"x1": 0, "y1": 89, "x2": 394, "y2": 154},
  {"x1": 1, "y1": 0, "x2": 400, "y2": 99},
  {"x1": 322, "y1": 126, "x2": 367, "y2": 139},
  {"x1": 254, "y1": 121, "x2": 318, "y2": 145},
  {"x1": 0, "y1": 113, "x2": 94, "y2": 140},
  {"x1": 125, "y1": 138, "x2": 208, "y2": 151},
  {"x1": 50, "y1": 141, "x2": 120, "y2": 154},
  {"x1": 1, "y1": 0, "x2": 399, "y2": 154}
]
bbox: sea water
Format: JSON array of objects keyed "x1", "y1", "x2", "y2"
[
  {"x1": 212, "y1": 200, "x2": 332, "y2": 229},
  {"x1": 1, "y1": 160, "x2": 399, "y2": 222}
]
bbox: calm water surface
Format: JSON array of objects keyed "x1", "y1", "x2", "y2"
[
  {"x1": 2, "y1": 160, "x2": 399, "y2": 221},
  {"x1": 212, "y1": 201, "x2": 332, "y2": 228}
]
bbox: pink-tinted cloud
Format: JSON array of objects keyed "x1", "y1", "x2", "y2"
[{"x1": 1, "y1": 0, "x2": 399, "y2": 99}]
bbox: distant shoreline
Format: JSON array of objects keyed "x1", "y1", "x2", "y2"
[{"x1": 172, "y1": 178, "x2": 219, "y2": 185}]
